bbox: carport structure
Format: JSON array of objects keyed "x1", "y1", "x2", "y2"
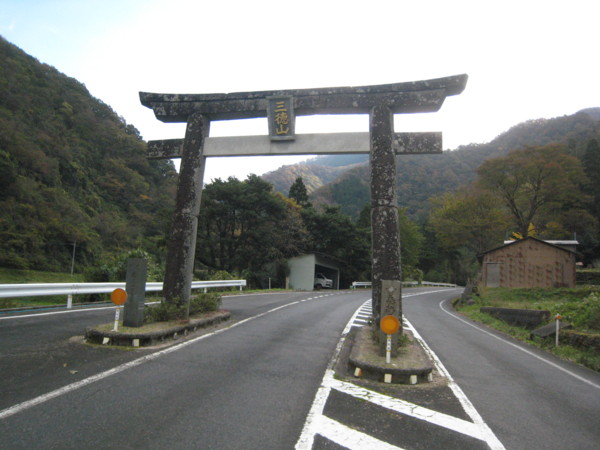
[{"x1": 287, "y1": 253, "x2": 341, "y2": 291}]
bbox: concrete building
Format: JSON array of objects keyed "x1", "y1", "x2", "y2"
[
  {"x1": 287, "y1": 253, "x2": 341, "y2": 291},
  {"x1": 480, "y1": 237, "x2": 577, "y2": 288}
]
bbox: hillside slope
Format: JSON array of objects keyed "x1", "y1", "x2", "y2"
[{"x1": 0, "y1": 36, "x2": 178, "y2": 271}]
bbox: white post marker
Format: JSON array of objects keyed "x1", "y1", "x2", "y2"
[
  {"x1": 380, "y1": 315, "x2": 401, "y2": 364},
  {"x1": 555, "y1": 313, "x2": 561, "y2": 347},
  {"x1": 386, "y1": 335, "x2": 392, "y2": 364},
  {"x1": 111, "y1": 288, "x2": 128, "y2": 332}
]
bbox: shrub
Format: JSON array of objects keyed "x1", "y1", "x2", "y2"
[
  {"x1": 144, "y1": 293, "x2": 222, "y2": 323},
  {"x1": 556, "y1": 293, "x2": 600, "y2": 331},
  {"x1": 84, "y1": 249, "x2": 163, "y2": 282}
]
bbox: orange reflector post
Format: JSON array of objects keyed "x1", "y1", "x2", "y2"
[
  {"x1": 111, "y1": 288, "x2": 128, "y2": 305},
  {"x1": 380, "y1": 315, "x2": 400, "y2": 335}
]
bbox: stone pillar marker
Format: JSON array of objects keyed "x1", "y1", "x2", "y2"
[{"x1": 123, "y1": 258, "x2": 147, "y2": 327}]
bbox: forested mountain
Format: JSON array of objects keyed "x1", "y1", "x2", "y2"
[
  {"x1": 0, "y1": 37, "x2": 178, "y2": 272},
  {"x1": 263, "y1": 109, "x2": 600, "y2": 221}
]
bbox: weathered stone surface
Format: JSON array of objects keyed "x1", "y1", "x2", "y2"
[
  {"x1": 139, "y1": 75, "x2": 468, "y2": 122},
  {"x1": 162, "y1": 114, "x2": 209, "y2": 315},
  {"x1": 370, "y1": 104, "x2": 402, "y2": 354},
  {"x1": 123, "y1": 258, "x2": 147, "y2": 327},
  {"x1": 558, "y1": 329, "x2": 600, "y2": 351},
  {"x1": 348, "y1": 326, "x2": 433, "y2": 384},
  {"x1": 85, "y1": 310, "x2": 231, "y2": 347},
  {"x1": 531, "y1": 320, "x2": 572, "y2": 338},
  {"x1": 147, "y1": 132, "x2": 442, "y2": 159},
  {"x1": 393, "y1": 132, "x2": 442, "y2": 154}
]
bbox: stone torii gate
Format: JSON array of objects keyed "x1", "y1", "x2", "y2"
[{"x1": 140, "y1": 74, "x2": 467, "y2": 348}]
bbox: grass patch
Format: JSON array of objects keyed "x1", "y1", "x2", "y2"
[
  {"x1": 0, "y1": 267, "x2": 84, "y2": 284},
  {"x1": 457, "y1": 287, "x2": 600, "y2": 372}
]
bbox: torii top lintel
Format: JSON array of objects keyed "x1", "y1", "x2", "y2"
[{"x1": 139, "y1": 74, "x2": 468, "y2": 123}]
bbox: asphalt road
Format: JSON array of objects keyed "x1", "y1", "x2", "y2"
[
  {"x1": 0, "y1": 290, "x2": 370, "y2": 448},
  {"x1": 402, "y1": 289, "x2": 600, "y2": 450},
  {"x1": 2, "y1": 288, "x2": 599, "y2": 449}
]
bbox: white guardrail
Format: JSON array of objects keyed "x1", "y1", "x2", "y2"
[
  {"x1": 0, "y1": 280, "x2": 246, "y2": 308},
  {"x1": 351, "y1": 281, "x2": 456, "y2": 288}
]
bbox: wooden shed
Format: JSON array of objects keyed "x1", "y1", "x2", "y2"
[{"x1": 479, "y1": 237, "x2": 576, "y2": 288}]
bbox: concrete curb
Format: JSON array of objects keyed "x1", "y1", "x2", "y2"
[
  {"x1": 347, "y1": 327, "x2": 434, "y2": 385},
  {"x1": 85, "y1": 310, "x2": 231, "y2": 347}
]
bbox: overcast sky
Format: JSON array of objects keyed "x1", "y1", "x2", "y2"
[{"x1": 1, "y1": 0, "x2": 598, "y2": 182}]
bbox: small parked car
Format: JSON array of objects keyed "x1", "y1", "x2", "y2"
[{"x1": 314, "y1": 273, "x2": 333, "y2": 289}]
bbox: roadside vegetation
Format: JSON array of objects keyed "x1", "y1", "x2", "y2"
[
  {"x1": 456, "y1": 286, "x2": 600, "y2": 372},
  {"x1": 0, "y1": 268, "x2": 86, "y2": 309}
]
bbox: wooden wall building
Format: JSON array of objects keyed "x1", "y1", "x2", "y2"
[{"x1": 479, "y1": 238, "x2": 577, "y2": 288}]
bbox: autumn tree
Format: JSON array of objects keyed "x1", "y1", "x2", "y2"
[
  {"x1": 429, "y1": 187, "x2": 510, "y2": 254},
  {"x1": 477, "y1": 144, "x2": 591, "y2": 238}
]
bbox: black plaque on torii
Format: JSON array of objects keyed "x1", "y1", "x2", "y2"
[{"x1": 140, "y1": 74, "x2": 467, "y2": 347}]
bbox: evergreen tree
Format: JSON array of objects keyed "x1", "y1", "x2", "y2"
[
  {"x1": 288, "y1": 176, "x2": 311, "y2": 208},
  {"x1": 580, "y1": 139, "x2": 600, "y2": 264},
  {"x1": 195, "y1": 176, "x2": 310, "y2": 287},
  {"x1": 582, "y1": 139, "x2": 600, "y2": 218}
]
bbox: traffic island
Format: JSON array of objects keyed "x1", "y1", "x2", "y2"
[
  {"x1": 84, "y1": 310, "x2": 231, "y2": 347},
  {"x1": 348, "y1": 326, "x2": 434, "y2": 384}
]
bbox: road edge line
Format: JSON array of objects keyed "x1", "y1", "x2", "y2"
[{"x1": 439, "y1": 298, "x2": 600, "y2": 390}]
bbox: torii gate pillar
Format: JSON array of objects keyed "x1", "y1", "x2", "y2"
[
  {"x1": 370, "y1": 105, "x2": 403, "y2": 352},
  {"x1": 162, "y1": 113, "x2": 208, "y2": 312}
]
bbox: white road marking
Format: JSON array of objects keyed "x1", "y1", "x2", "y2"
[
  {"x1": 327, "y1": 377, "x2": 486, "y2": 441},
  {"x1": 298, "y1": 292, "x2": 507, "y2": 450},
  {"x1": 317, "y1": 415, "x2": 403, "y2": 450},
  {"x1": 0, "y1": 292, "x2": 344, "y2": 420},
  {"x1": 439, "y1": 299, "x2": 600, "y2": 390}
]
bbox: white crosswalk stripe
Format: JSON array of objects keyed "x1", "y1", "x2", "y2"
[{"x1": 297, "y1": 292, "x2": 506, "y2": 450}]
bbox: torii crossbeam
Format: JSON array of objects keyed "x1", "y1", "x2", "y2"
[{"x1": 141, "y1": 74, "x2": 467, "y2": 351}]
